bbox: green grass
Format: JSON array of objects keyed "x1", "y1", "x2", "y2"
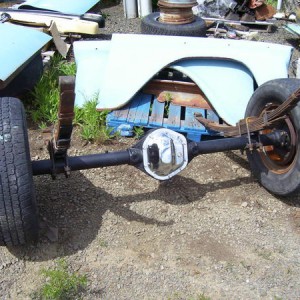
[
  {"x1": 133, "y1": 126, "x2": 144, "y2": 139},
  {"x1": 265, "y1": 0, "x2": 276, "y2": 8},
  {"x1": 27, "y1": 55, "x2": 116, "y2": 143},
  {"x1": 29, "y1": 55, "x2": 76, "y2": 127},
  {"x1": 74, "y1": 98, "x2": 117, "y2": 143},
  {"x1": 38, "y1": 259, "x2": 87, "y2": 300}
]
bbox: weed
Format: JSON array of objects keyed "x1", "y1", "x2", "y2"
[
  {"x1": 133, "y1": 126, "x2": 144, "y2": 139},
  {"x1": 27, "y1": 55, "x2": 116, "y2": 143},
  {"x1": 28, "y1": 55, "x2": 76, "y2": 126},
  {"x1": 38, "y1": 121, "x2": 48, "y2": 130},
  {"x1": 163, "y1": 92, "x2": 173, "y2": 117},
  {"x1": 99, "y1": 239, "x2": 108, "y2": 247},
  {"x1": 265, "y1": 0, "x2": 276, "y2": 8},
  {"x1": 74, "y1": 98, "x2": 116, "y2": 143},
  {"x1": 165, "y1": 92, "x2": 173, "y2": 102},
  {"x1": 240, "y1": 261, "x2": 251, "y2": 271},
  {"x1": 38, "y1": 259, "x2": 87, "y2": 300},
  {"x1": 225, "y1": 262, "x2": 234, "y2": 272},
  {"x1": 257, "y1": 250, "x2": 273, "y2": 261},
  {"x1": 191, "y1": 294, "x2": 211, "y2": 300}
]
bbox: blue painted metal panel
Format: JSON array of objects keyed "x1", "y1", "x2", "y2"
[
  {"x1": 0, "y1": 23, "x2": 51, "y2": 82},
  {"x1": 17, "y1": 0, "x2": 100, "y2": 14}
]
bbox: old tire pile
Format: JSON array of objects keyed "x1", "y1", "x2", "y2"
[
  {"x1": 0, "y1": 97, "x2": 38, "y2": 246},
  {"x1": 141, "y1": 12, "x2": 207, "y2": 37},
  {"x1": 245, "y1": 78, "x2": 300, "y2": 196}
]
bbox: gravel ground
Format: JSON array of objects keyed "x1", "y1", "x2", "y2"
[{"x1": 1, "y1": 2, "x2": 300, "y2": 300}]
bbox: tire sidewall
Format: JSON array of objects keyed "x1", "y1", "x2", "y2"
[
  {"x1": 245, "y1": 78, "x2": 300, "y2": 196},
  {"x1": 141, "y1": 12, "x2": 207, "y2": 37}
]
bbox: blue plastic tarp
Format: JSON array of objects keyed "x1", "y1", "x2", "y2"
[{"x1": 17, "y1": 0, "x2": 100, "y2": 14}]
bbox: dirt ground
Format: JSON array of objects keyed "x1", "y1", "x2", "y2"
[{"x1": 1, "y1": 2, "x2": 300, "y2": 300}]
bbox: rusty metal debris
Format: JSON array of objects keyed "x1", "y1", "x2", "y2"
[
  {"x1": 195, "y1": 87, "x2": 300, "y2": 136},
  {"x1": 44, "y1": 76, "x2": 75, "y2": 178},
  {"x1": 143, "y1": 79, "x2": 211, "y2": 108},
  {"x1": 54, "y1": 76, "x2": 75, "y2": 152},
  {"x1": 158, "y1": 0, "x2": 197, "y2": 24},
  {"x1": 255, "y1": 3, "x2": 276, "y2": 21}
]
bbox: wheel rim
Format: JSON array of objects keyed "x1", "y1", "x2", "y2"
[
  {"x1": 259, "y1": 105, "x2": 297, "y2": 174},
  {"x1": 158, "y1": 0, "x2": 197, "y2": 24}
]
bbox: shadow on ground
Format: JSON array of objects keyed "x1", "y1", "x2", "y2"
[{"x1": 8, "y1": 170, "x2": 252, "y2": 261}]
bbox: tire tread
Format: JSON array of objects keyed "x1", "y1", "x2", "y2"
[{"x1": 0, "y1": 97, "x2": 38, "y2": 246}]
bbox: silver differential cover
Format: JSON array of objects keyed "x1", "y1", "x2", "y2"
[{"x1": 142, "y1": 128, "x2": 188, "y2": 180}]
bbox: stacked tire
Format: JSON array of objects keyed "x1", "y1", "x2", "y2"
[{"x1": 141, "y1": 12, "x2": 207, "y2": 37}]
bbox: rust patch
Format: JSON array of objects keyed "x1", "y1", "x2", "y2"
[
  {"x1": 158, "y1": 0, "x2": 197, "y2": 24},
  {"x1": 143, "y1": 79, "x2": 211, "y2": 109},
  {"x1": 157, "y1": 91, "x2": 211, "y2": 109},
  {"x1": 255, "y1": 4, "x2": 276, "y2": 21}
]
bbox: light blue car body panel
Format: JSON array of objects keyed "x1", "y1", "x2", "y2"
[
  {"x1": 0, "y1": 22, "x2": 51, "y2": 82},
  {"x1": 74, "y1": 40, "x2": 111, "y2": 104},
  {"x1": 74, "y1": 34, "x2": 293, "y2": 125},
  {"x1": 170, "y1": 59, "x2": 254, "y2": 125},
  {"x1": 17, "y1": 0, "x2": 100, "y2": 15}
]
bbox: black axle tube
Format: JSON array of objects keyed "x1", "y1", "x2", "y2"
[
  {"x1": 32, "y1": 149, "x2": 142, "y2": 176},
  {"x1": 188, "y1": 131, "x2": 289, "y2": 159},
  {"x1": 189, "y1": 136, "x2": 254, "y2": 156},
  {"x1": 32, "y1": 131, "x2": 288, "y2": 176}
]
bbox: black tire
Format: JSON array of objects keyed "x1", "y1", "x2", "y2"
[
  {"x1": 141, "y1": 12, "x2": 207, "y2": 37},
  {"x1": 0, "y1": 52, "x2": 43, "y2": 98},
  {"x1": 245, "y1": 78, "x2": 300, "y2": 196},
  {"x1": 0, "y1": 97, "x2": 38, "y2": 246}
]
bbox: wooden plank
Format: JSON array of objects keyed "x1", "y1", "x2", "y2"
[
  {"x1": 112, "y1": 102, "x2": 131, "y2": 122},
  {"x1": 183, "y1": 107, "x2": 205, "y2": 131},
  {"x1": 127, "y1": 93, "x2": 142, "y2": 123},
  {"x1": 148, "y1": 97, "x2": 165, "y2": 127},
  {"x1": 133, "y1": 93, "x2": 152, "y2": 125},
  {"x1": 206, "y1": 109, "x2": 220, "y2": 123},
  {"x1": 163, "y1": 103, "x2": 181, "y2": 129}
]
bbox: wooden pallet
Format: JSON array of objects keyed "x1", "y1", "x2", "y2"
[{"x1": 106, "y1": 92, "x2": 221, "y2": 142}]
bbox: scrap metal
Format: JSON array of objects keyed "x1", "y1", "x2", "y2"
[
  {"x1": 194, "y1": 87, "x2": 300, "y2": 136},
  {"x1": 158, "y1": 0, "x2": 197, "y2": 24}
]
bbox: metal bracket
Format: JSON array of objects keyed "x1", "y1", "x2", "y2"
[{"x1": 47, "y1": 76, "x2": 75, "y2": 178}]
